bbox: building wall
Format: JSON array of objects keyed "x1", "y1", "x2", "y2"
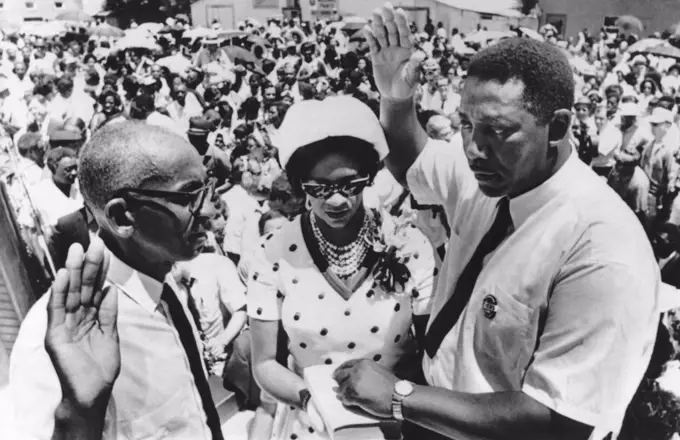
[
  {"x1": 538, "y1": 0, "x2": 680, "y2": 37},
  {"x1": 191, "y1": 0, "x2": 287, "y2": 28},
  {"x1": 0, "y1": 0, "x2": 103, "y2": 21}
]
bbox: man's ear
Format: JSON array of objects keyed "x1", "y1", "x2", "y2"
[
  {"x1": 103, "y1": 198, "x2": 135, "y2": 238},
  {"x1": 548, "y1": 109, "x2": 573, "y2": 143}
]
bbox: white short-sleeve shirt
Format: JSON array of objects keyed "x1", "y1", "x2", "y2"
[{"x1": 407, "y1": 135, "x2": 660, "y2": 439}]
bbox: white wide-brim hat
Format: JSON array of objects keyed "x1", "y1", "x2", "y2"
[{"x1": 276, "y1": 96, "x2": 389, "y2": 169}]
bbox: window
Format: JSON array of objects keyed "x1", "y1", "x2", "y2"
[
  {"x1": 54, "y1": 1, "x2": 64, "y2": 7},
  {"x1": 253, "y1": 0, "x2": 278, "y2": 8},
  {"x1": 479, "y1": 13, "x2": 494, "y2": 20},
  {"x1": 24, "y1": 1, "x2": 35, "y2": 9}
]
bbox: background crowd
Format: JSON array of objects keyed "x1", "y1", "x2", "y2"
[{"x1": 1, "y1": 9, "x2": 680, "y2": 440}]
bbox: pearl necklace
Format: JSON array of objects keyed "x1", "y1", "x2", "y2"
[{"x1": 311, "y1": 213, "x2": 372, "y2": 279}]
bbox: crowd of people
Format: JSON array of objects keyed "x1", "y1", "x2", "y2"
[{"x1": 1, "y1": 2, "x2": 680, "y2": 440}]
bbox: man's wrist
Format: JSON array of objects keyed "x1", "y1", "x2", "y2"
[{"x1": 399, "y1": 384, "x2": 421, "y2": 421}]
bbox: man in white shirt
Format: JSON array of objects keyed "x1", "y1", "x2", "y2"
[
  {"x1": 334, "y1": 6, "x2": 660, "y2": 440},
  {"x1": 7, "y1": 122, "x2": 223, "y2": 439}
]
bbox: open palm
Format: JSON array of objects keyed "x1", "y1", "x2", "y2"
[
  {"x1": 365, "y1": 4, "x2": 425, "y2": 100},
  {"x1": 45, "y1": 238, "x2": 120, "y2": 411}
]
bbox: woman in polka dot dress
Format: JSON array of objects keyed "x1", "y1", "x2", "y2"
[{"x1": 247, "y1": 97, "x2": 435, "y2": 440}]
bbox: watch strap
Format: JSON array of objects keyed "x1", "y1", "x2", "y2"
[{"x1": 299, "y1": 388, "x2": 312, "y2": 412}]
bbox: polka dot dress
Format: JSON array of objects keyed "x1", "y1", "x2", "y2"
[{"x1": 247, "y1": 217, "x2": 435, "y2": 440}]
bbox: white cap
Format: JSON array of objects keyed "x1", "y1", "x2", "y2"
[
  {"x1": 619, "y1": 102, "x2": 640, "y2": 117},
  {"x1": 649, "y1": 107, "x2": 674, "y2": 124},
  {"x1": 276, "y1": 96, "x2": 389, "y2": 169}
]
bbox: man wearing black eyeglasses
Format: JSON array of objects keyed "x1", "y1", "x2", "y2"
[{"x1": 9, "y1": 122, "x2": 225, "y2": 440}]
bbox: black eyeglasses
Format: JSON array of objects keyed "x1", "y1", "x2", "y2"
[
  {"x1": 116, "y1": 177, "x2": 217, "y2": 217},
  {"x1": 301, "y1": 176, "x2": 372, "y2": 200}
]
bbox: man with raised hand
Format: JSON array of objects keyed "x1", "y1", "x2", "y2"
[{"x1": 332, "y1": 4, "x2": 660, "y2": 440}]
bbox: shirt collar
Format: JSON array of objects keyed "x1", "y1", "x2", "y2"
[
  {"x1": 106, "y1": 249, "x2": 181, "y2": 316},
  {"x1": 508, "y1": 151, "x2": 581, "y2": 229}
]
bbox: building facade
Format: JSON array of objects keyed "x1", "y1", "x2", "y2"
[
  {"x1": 538, "y1": 0, "x2": 680, "y2": 37},
  {"x1": 0, "y1": 0, "x2": 104, "y2": 22}
]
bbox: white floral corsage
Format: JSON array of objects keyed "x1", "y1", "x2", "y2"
[{"x1": 366, "y1": 210, "x2": 413, "y2": 293}]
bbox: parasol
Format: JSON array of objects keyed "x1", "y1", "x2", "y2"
[
  {"x1": 247, "y1": 34, "x2": 272, "y2": 47},
  {"x1": 114, "y1": 35, "x2": 160, "y2": 51},
  {"x1": 184, "y1": 27, "x2": 214, "y2": 39},
  {"x1": 629, "y1": 38, "x2": 665, "y2": 54},
  {"x1": 0, "y1": 18, "x2": 21, "y2": 34},
  {"x1": 24, "y1": 21, "x2": 67, "y2": 37},
  {"x1": 643, "y1": 43, "x2": 680, "y2": 60},
  {"x1": 137, "y1": 22, "x2": 164, "y2": 34},
  {"x1": 56, "y1": 9, "x2": 93, "y2": 22},
  {"x1": 224, "y1": 46, "x2": 257, "y2": 64},
  {"x1": 519, "y1": 27, "x2": 543, "y2": 41},
  {"x1": 217, "y1": 30, "x2": 249, "y2": 39},
  {"x1": 341, "y1": 16, "x2": 368, "y2": 31},
  {"x1": 615, "y1": 15, "x2": 644, "y2": 35},
  {"x1": 90, "y1": 23, "x2": 125, "y2": 38},
  {"x1": 465, "y1": 30, "x2": 514, "y2": 44},
  {"x1": 156, "y1": 54, "x2": 192, "y2": 75}
]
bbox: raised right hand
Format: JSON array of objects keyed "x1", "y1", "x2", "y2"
[
  {"x1": 364, "y1": 3, "x2": 425, "y2": 100},
  {"x1": 45, "y1": 237, "x2": 119, "y2": 413}
]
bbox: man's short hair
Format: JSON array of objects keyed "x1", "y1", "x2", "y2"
[
  {"x1": 466, "y1": 38, "x2": 575, "y2": 123},
  {"x1": 45, "y1": 147, "x2": 76, "y2": 173},
  {"x1": 78, "y1": 122, "x2": 186, "y2": 210}
]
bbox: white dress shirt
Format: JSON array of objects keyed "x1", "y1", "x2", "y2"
[
  {"x1": 8, "y1": 251, "x2": 213, "y2": 439},
  {"x1": 407, "y1": 136, "x2": 660, "y2": 439},
  {"x1": 220, "y1": 184, "x2": 263, "y2": 255}
]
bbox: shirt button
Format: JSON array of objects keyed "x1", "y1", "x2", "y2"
[
  {"x1": 293, "y1": 313, "x2": 301, "y2": 321},
  {"x1": 373, "y1": 354, "x2": 382, "y2": 362},
  {"x1": 253, "y1": 272, "x2": 259, "y2": 281},
  {"x1": 366, "y1": 289, "x2": 374, "y2": 298},
  {"x1": 272, "y1": 263, "x2": 279, "y2": 272},
  {"x1": 300, "y1": 342, "x2": 307, "y2": 348},
  {"x1": 324, "y1": 358, "x2": 332, "y2": 365},
  {"x1": 292, "y1": 278, "x2": 299, "y2": 284},
  {"x1": 344, "y1": 309, "x2": 351, "y2": 316},
  {"x1": 320, "y1": 328, "x2": 328, "y2": 336},
  {"x1": 348, "y1": 342, "x2": 356, "y2": 349},
  {"x1": 256, "y1": 307, "x2": 263, "y2": 315},
  {"x1": 394, "y1": 334, "x2": 401, "y2": 343},
  {"x1": 394, "y1": 303, "x2": 401, "y2": 312},
  {"x1": 318, "y1": 292, "x2": 325, "y2": 299},
  {"x1": 371, "y1": 326, "x2": 379, "y2": 333},
  {"x1": 289, "y1": 244, "x2": 298, "y2": 252}
]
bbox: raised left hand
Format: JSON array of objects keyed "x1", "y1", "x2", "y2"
[{"x1": 332, "y1": 359, "x2": 399, "y2": 419}]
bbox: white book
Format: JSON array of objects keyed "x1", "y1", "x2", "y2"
[{"x1": 303, "y1": 364, "x2": 386, "y2": 440}]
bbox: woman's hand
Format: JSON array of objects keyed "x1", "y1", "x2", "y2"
[
  {"x1": 365, "y1": 3, "x2": 425, "y2": 101},
  {"x1": 45, "y1": 238, "x2": 119, "y2": 414}
]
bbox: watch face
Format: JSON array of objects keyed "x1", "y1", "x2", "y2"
[{"x1": 395, "y1": 381, "x2": 414, "y2": 396}]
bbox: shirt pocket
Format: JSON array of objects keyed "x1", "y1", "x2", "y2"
[
  {"x1": 118, "y1": 388, "x2": 194, "y2": 439},
  {"x1": 472, "y1": 284, "x2": 535, "y2": 390}
]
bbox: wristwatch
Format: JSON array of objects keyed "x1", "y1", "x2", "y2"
[{"x1": 391, "y1": 380, "x2": 415, "y2": 421}]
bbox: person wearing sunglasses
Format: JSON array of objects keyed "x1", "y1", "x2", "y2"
[
  {"x1": 9, "y1": 122, "x2": 224, "y2": 440},
  {"x1": 247, "y1": 96, "x2": 435, "y2": 439}
]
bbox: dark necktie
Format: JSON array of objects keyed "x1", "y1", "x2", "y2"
[
  {"x1": 424, "y1": 198, "x2": 512, "y2": 358},
  {"x1": 162, "y1": 284, "x2": 224, "y2": 440}
]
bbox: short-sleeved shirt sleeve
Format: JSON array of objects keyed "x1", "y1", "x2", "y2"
[
  {"x1": 522, "y1": 258, "x2": 659, "y2": 431},
  {"x1": 403, "y1": 227, "x2": 436, "y2": 316},
  {"x1": 246, "y1": 232, "x2": 284, "y2": 321},
  {"x1": 216, "y1": 256, "x2": 247, "y2": 314},
  {"x1": 406, "y1": 134, "x2": 471, "y2": 214}
]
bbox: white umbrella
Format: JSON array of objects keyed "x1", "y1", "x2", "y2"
[
  {"x1": 184, "y1": 27, "x2": 213, "y2": 39},
  {"x1": 628, "y1": 38, "x2": 665, "y2": 54},
  {"x1": 24, "y1": 21, "x2": 66, "y2": 37},
  {"x1": 137, "y1": 22, "x2": 164, "y2": 34},
  {"x1": 114, "y1": 35, "x2": 159, "y2": 51},
  {"x1": 465, "y1": 30, "x2": 514, "y2": 44},
  {"x1": 156, "y1": 54, "x2": 192, "y2": 75},
  {"x1": 519, "y1": 27, "x2": 544, "y2": 41}
]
